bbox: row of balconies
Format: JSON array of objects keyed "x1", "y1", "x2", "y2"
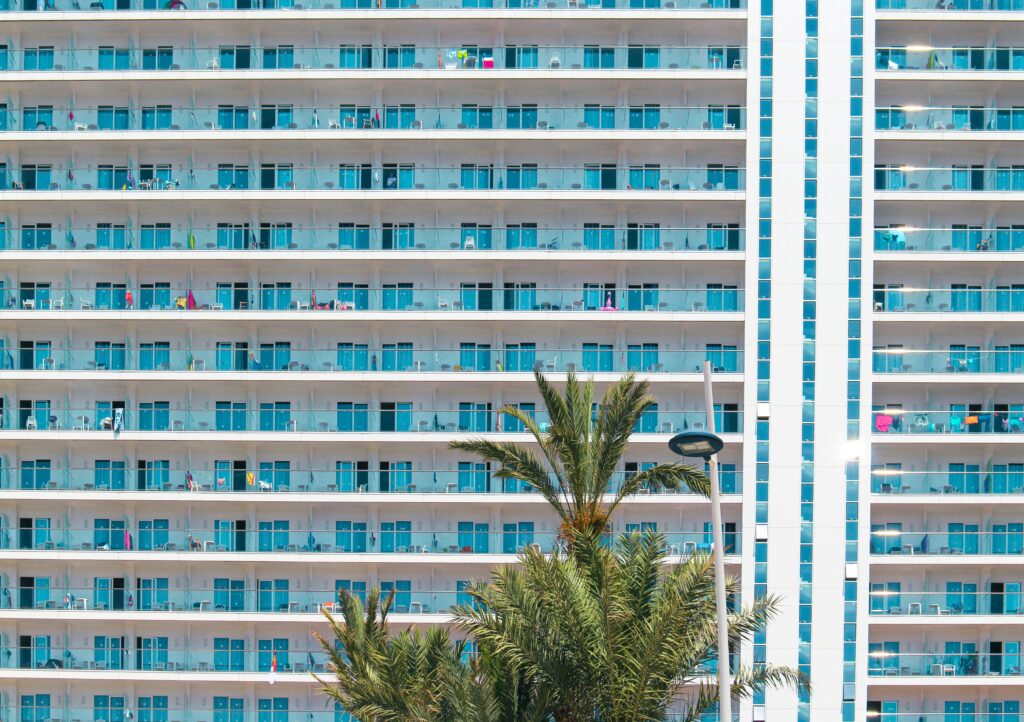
[
  {"x1": 872, "y1": 347, "x2": 1024, "y2": 374},
  {"x1": 0, "y1": 45, "x2": 746, "y2": 73},
  {"x1": 0, "y1": 224, "x2": 744, "y2": 252},
  {"x1": 0, "y1": 344, "x2": 743, "y2": 375},
  {"x1": 871, "y1": 465, "x2": 1024, "y2": 495},
  {"x1": 875, "y1": 166, "x2": 1024, "y2": 193},
  {"x1": 877, "y1": 46, "x2": 1024, "y2": 72},
  {"x1": 868, "y1": 648, "x2": 1024, "y2": 679},
  {"x1": 875, "y1": 227, "x2": 1024, "y2": 253},
  {"x1": 0, "y1": 0, "x2": 744, "y2": 11},
  {"x1": 0, "y1": 104, "x2": 746, "y2": 133},
  {"x1": 872, "y1": 408, "x2": 1024, "y2": 436},
  {"x1": 0, "y1": 525, "x2": 739, "y2": 557},
  {"x1": 878, "y1": 0, "x2": 1024, "y2": 9},
  {"x1": 872, "y1": 285, "x2": 1024, "y2": 313},
  {"x1": 0, "y1": 464, "x2": 742, "y2": 494},
  {"x1": 0, "y1": 285, "x2": 744, "y2": 313},
  {"x1": 0, "y1": 163, "x2": 745, "y2": 193},
  {"x1": 1, "y1": 403, "x2": 743, "y2": 435}
]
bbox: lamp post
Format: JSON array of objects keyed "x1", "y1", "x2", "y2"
[{"x1": 668, "y1": 360, "x2": 730, "y2": 722}]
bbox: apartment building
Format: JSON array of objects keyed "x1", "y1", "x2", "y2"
[{"x1": 2, "y1": 0, "x2": 1021, "y2": 720}]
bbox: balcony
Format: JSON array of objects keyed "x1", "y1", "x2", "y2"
[
  {"x1": 872, "y1": 287, "x2": 1024, "y2": 313},
  {"x1": 868, "y1": 652, "x2": 1022, "y2": 678},
  {"x1": 876, "y1": 166, "x2": 1024, "y2": 193},
  {"x1": 5, "y1": 528, "x2": 740, "y2": 556},
  {"x1": 2, "y1": 286, "x2": 745, "y2": 314},
  {"x1": 869, "y1": 591, "x2": 1024, "y2": 616},
  {"x1": 0, "y1": 164, "x2": 745, "y2": 194},
  {"x1": 0, "y1": 45, "x2": 747, "y2": 73},
  {"x1": 4, "y1": 406, "x2": 743, "y2": 436},
  {"x1": 872, "y1": 409, "x2": 1024, "y2": 435},
  {"x1": 875, "y1": 227, "x2": 1024, "y2": 252},
  {"x1": 7, "y1": 584, "x2": 465, "y2": 614},
  {"x1": 871, "y1": 530, "x2": 1024, "y2": 555},
  {"x1": 877, "y1": 106, "x2": 1024, "y2": 132},
  {"x1": 877, "y1": 46, "x2": 1024, "y2": 72},
  {"x1": 872, "y1": 348, "x2": 1024, "y2": 374},
  {"x1": 3, "y1": 466, "x2": 743, "y2": 494},
  {"x1": 2, "y1": 104, "x2": 746, "y2": 134},
  {"x1": 0, "y1": 345, "x2": 743, "y2": 375},
  {"x1": 878, "y1": 0, "x2": 1024, "y2": 8},
  {"x1": 5, "y1": 225, "x2": 744, "y2": 252},
  {"x1": 0, "y1": 0, "x2": 746, "y2": 11},
  {"x1": 870, "y1": 468, "x2": 1024, "y2": 495}
]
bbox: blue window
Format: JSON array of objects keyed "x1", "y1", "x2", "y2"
[
  {"x1": 458, "y1": 402, "x2": 491, "y2": 432},
  {"x1": 213, "y1": 578, "x2": 244, "y2": 611},
  {"x1": 336, "y1": 343, "x2": 369, "y2": 371},
  {"x1": 136, "y1": 640, "x2": 169, "y2": 672},
  {"x1": 98, "y1": 47, "x2": 130, "y2": 70},
  {"x1": 379, "y1": 461, "x2": 412, "y2": 492},
  {"x1": 258, "y1": 342, "x2": 291, "y2": 371},
  {"x1": 459, "y1": 343, "x2": 491, "y2": 371},
  {"x1": 335, "y1": 521, "x2": 368, "y2": 552},
  {"x1": 382, "y1": 283, "x2": 414, "y2": 310},
  {"x1": 506, "y1": 105, "x2": 537, "y2": 129},
  {"x1": 94, "y1": 696, "x2": 126, "y2": 722},
  {"x1": 259, "y1": 461, "x2": 290, "y2": 491},
  {"x1": 257, "y1": 520, "x2": 289, "y2": 552},
  {"x1": 259, "y1": 402, "x2": 291, "y2": 432},
  {"x1": 20, "y1": 459, "x2": 51, "y2": 490},
  {"x1": 257, "y1": 697, "x2": 288, "y2": 722},
  {"x1": 213, "y1": 698, "x2": 245, "y2": 722},
  {"x1": 256, "y1": 577, "x2": 288, "y2": 610},
  {"x1": 137, "y1": 578, "x2": 169, "y2": 611},
  {"x1": 214, "y1": 638, "x2": 246, "y2": 671},
  {"x1": 503, "y1": 343, "x2": 536, "y2": 372},
  {"x1": 458, "y1": 462, "x2": 489, "y2": 493},
  {"x1": 380, "y1": 580, "x2": 412, "y2": 610},
  {"x1": 504, "y1": 223, "x2": 534, "y2": 249},
  {"x1": 382, "y1": 342, "x2": 413, "y2": 371},
  {"x1": 626, "y1": 343, "x2": 659, "y2": 372},
  {"x1": 335, "y1": 461, "x2": 368, "y2": 492},
  {"x1": 24, "y1": 47, "x2": 55, "y2": 71},
  {"x1": 382, "y1": 223, "x2": 415, "y2": 250},
  {"x1": 582, "y1": 343, "x2": 613, "y2": 372},
  {"x1": 383, "y1": 105, "x2": 416, "y2": 129},
  {"x1": 141, "y1": 47, "x2": 173, "y2": 70},
  {"x1": 338, "y1": 223, "x2": 370, "y2": 249},
  {"x1": 337, "y1": 402, "x2": 369, "y2": 432},
  {"x1": 136, "y1": 698, "x2": 168, "y2": 722},
  {"x1": 94, "y1": 635, "x2": 125, "y2": 669},
  {"x1": 138, "y1": 401, "x2": 170, "y2": 431},
  {"x1": 96, "y1": 459, "x2": 128, "y2": 491},
  {"x1": 20, "y1": 223, "x2": 52, "y2": 250},
  {"x1": 339, "y1": 45, "x2": 372, "y2": 69},
  {"x1": 23, "y1": 105, "x2": 53, "y2": 130},
  {"x1": 141, "y1": 106, "x2": 172, "y2": 130},
  {"x1": 21, "y1": 694, "x2": 50, "y2": 722},
  {"x1": 458, "y1": 521, "x2": 489, "y2": 553},
  {"x1": 137, "y1": 519, "x2": 169, "y2": 550},
  {"x1": 140, "y1": 223, "x2": 171, "y2": 250},
  {"x1": 583, "y1": 223, "x2": 616, "y2": 250},
  {"x1": 502, "y1": 521, "x2": 534, "y2": 553},
  {"x1": 337, "y1": 283, "x2": 369, "y2": 310},
  {"x1": 215, "y1": 402, "x2": 246, "y2": 432},
  {"x1": 504, "y1": 403, "x2": 534, "y2": 434},
  {"x1": 379, "y1": 402, "x2": 412, "y2": 432},
  {"x1": 379, "y1": 521, "x2": 412, "y2": 552},
  {"x1": 138, "y1": 342, "x2": 168, "y2": 371}
]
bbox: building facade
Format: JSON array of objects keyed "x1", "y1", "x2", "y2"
[{"x1": 0, "y1": 0, "x2": 1020, "y2": 720}]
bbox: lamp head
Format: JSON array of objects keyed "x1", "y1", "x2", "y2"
[{"x1": 668, "y1": 430, "x2": 724, "y2": 460}]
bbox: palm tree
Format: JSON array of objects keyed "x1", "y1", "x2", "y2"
[
  {"x1": 454, "y1": 534, "x2": 803, "y2": 722},
  {"x1": 312, "y1": 587, "x2": 548, "y2": 722},
  {"x1": 450, "y1": 370, "x2": 710, "y2": 544}
]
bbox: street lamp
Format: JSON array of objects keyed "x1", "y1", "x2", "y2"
[{"x1": 668, "y1": 360, "x2": 731, "y2": 722}]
